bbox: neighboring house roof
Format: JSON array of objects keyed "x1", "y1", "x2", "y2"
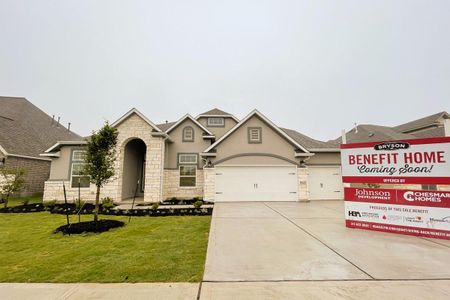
[
  {"x1": 204, "y1": 110, "x2": 310, "y2": 153},
  {"x1": 393, "y1": 111, "x2": 449, "y2": 133},
  {"x1": 196, "y1": 108, "x2": 240, "y2": 122},
  {"x1": 281, "y1": 128, "x2": 339, "y2": 151},
  {"x1": 335, "y1": 124, "x2": 417, "y2": 144},
  {"x1": 163, "y1": 114, "x2": 214, "y2": 136},
  {"x1": 0, "y1": 96, "x2": 82, "y2": 159},
  {"x1": 409, "y1": 126, "x2": 446, "y2": 138}
]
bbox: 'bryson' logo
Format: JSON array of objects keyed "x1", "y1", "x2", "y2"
[{"x1": 374, "y1": 141, "x2": 410, "y2": 151}]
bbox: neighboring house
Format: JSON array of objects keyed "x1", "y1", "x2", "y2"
[
  {"x1": 0, "y1": 97, "x2": 82, "y2": 196},
  {"x1": 42, "y1": 108, "x2": 342, "y2": 203},
  {"x1": 335, "y1": 111, "x2": 450, "y2": 144}
]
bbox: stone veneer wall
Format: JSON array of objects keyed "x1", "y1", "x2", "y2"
[
  {"x1": 298, "y1": 167, "x2": 309, "y2": 201},
  {"x1": 163, "y1": 169, "x2": 204, "y2": 200},
  {"x1": 203, "y1": 167, "x2": 216, "y2": 202},
  {"x1": 43, "y1": 113, "x2": 165, "y2": 203}
]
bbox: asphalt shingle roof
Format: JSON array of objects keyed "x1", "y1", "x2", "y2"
[
  {"x1": 281, "y1": 128, "x2": 339, "y2": 150},
  {"x1": 198, "y1": 108, "x2": 234, "y2": 116},
  {"x1": 156, "y1": 121, "x2": 176, "y2": 132},
  {"x1": 335, "y1": 124, "x2": 417, "y2": 144},
  {"x1": 393, "y1": 111, "x2": 449, "y2": 133},
  {"x1": 0, "y1": 97, "x2": 83, "y2": 158}
]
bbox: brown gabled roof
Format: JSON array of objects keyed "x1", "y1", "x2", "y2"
[
  {"x1": 393, "y1": 111, "x2": 449, "y2": 133},
  {"x1": 198, "y1": 108, "x2": 234, "y2": 116},
  {"x1": 410, "y1": 126, "x2": 446, "y2": 138},
  {"x1": 0, "y1": 97, "x2": 83, "y2": 158},
  {"x1": 156, "y1": 121, "x2": 176, "y2": 132},
  {"x1": 335, "y1": 124, "x2": 416, "y2": 144},
  {"x1": 281, "y1": 128, "x2": 339, "y2": 150}
]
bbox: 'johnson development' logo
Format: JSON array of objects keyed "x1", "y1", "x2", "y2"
[{"x1": 374, "y1": 141, "x2": 410, "y2": 151}]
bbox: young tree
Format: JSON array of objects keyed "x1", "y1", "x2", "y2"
[
  {"x1": 84, "y1": 122, "x2": 118, "y2": 222},
  {"x1": 0, "y1": 168, "x2": 26, "y2": 208}
]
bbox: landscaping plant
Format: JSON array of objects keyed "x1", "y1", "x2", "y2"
[
  {"x1": 83, "y1": 122, "x2": 119, "y2": 223},
  {"x1": 193, "y1": 200, "x2": 203, "y2": 209},
  {"x1": 0, "y1": 167, "x2": 26, "y2": 208}
]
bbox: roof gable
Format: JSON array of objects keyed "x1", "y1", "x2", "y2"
[
  {"x1": 165, "y1": 114, "x2": 214, "y2": 136},
  {"x1": 111, "y1": 108, "x2": 162, "y2": 132},
  {"x1": 196, "y1": 108, "x2": 239, "y2": 122},
  {"x1": 204, "y1": 110, "x2": 309, "y2": 153}
]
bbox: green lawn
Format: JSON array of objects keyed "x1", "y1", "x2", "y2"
[
  {"x1": 0, "y1": 213, "x2": 211, "y2": 282},
  {"x1": 5, "y1": 194, "x2": 43, "y2": 207}
]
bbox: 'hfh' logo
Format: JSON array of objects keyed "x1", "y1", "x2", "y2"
[{"x1": 348, "y1": 211, "x2": 362, "y2": 217}]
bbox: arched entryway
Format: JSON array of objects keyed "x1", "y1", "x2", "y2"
[{"x1": 122, "y1": 138, "x2": 146, "y2": 200}]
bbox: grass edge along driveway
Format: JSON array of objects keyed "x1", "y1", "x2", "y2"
[{"x1": 0, "y1": 213, "x2": 211, "y2": 283}]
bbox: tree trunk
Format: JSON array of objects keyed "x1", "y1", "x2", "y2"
[{"x1": 94, "y1": 185, "x2": 101, "y2": 223}]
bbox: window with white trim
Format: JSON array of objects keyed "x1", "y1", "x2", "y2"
[
  {"x1": 207, "y1": 117, "x2": 224, "y2": 127},
  {"x1": 182, "y1": 126, "x2": 194, "y2": 142},
  {"x1": 71, "y1": 150, "x2": 90, "y2": 188},
  {"x1": 179, "y1": 154, "x2": 197, "y2": 187},
  {"x1": 248, "y1": 127, "x2": 262, "y2": 143}
]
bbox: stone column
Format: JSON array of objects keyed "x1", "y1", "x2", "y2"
[
  {"x1": 298, "y1": 167, "x2": 309, "y2": 202},
  {"x1": 203, "y1": 167, "x2": 216, "y2": 202},
  {"x1": 144, "y1": 137, "x2": 164, "y2": 202}
]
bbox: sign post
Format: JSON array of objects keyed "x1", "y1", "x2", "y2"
[{"x1": 341, "y1": 137, "x2": 450, "y2": 240}]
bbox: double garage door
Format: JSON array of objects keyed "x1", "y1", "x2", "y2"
[
  {"x1": 215, "y1": 166, "x2": 298, "y2": 202},
  {"x1": 214, "y1": 165, "x2": 343, "y2": 202}
]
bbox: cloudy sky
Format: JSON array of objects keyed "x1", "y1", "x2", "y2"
[{"x1": 0, "y1": 0, "x2": 449, "y2": 140}]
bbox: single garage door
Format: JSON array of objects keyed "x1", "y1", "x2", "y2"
[
  {"x1": 215, "y1": 166, "x2": 298, "y2": 202},
  {"x1": 308, "y1": 166, "x2": 343, "y2": 200}
]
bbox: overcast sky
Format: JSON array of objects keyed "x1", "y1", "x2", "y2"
[{"x1": 0, "y1": 0, "x2": 449, "y2": 141}]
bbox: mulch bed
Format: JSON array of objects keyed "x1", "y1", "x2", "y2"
[
  {"x1": 0, "y1": 204, "x2": 45, "y2": 213},
  {"x1": 54, "y1": 220, "x2": 125, "y2": 235},
  {"x1": 102, "y1": 207, "x2": 213, "y2": 216}
]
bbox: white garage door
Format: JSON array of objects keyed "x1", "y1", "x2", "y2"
[
  {"x1": 215, "y1": 166, "x2": 298, "y2": 202},
  {"x1": 308, "y1": 166, "x2": 343, "y2": 200}
]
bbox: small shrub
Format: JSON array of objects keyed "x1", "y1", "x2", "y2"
[
  {"x1": 43, "y1": 200, "x2": 57, "y2": 211},
  {"x1": 151, "y1": 202, "x2": 159, "y2": 210},
  {"x1": 101, "y1": 197, "x2": 115, "y2": 210},
  {"x1": 21, "y1": 198, "x2": 30, "y2": 206},
  {"x1": 170, "y1": 197, "x2": 178, "y2": 202},
  {"x1": 193, "y1": 200, "x2": 203, "y2": 209},
  {"x1": 75, "y1": 199, "x2": 85, "y2": 210}
]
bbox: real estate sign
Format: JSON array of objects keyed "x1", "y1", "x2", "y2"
[
  {"x1": 341, "y1": 137, "x2": 450, "y2": 184},
  {"x1": 341, "y1": 137, "x2": 450, "y2": 240}
]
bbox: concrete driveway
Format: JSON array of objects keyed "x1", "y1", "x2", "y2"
[{"x1": 202, "y1": 201, "x2": 450, "y2": 299}]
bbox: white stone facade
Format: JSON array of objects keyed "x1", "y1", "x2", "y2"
[
  {"x1": 297, "y1": 167, "x2": 309, "y2": 201},
  {"x1": 203, "y1": 167, "x2": 216, "y2": 202},
  {"x1": 163, "y1": 169, "x2": 204, "y2": 200}
]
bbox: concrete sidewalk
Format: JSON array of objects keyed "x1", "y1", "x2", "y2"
[{"x1": 0, "y1": 283, "x2": 199, "y2": 300}]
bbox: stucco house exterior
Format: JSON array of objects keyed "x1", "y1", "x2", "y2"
[
  {"x1": 0, "y1": 97, "x2": 82, "y2": 196},
  {"x1": 42, "y1": 108, "x2": 342, "y2": 203}
]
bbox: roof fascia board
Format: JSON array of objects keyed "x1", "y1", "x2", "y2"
[
  {"x1": 151, "y1": 132, "x2": 173, "y2": 142},
  {"x1": 196, "y1": 114, "x2": 240, "y2": 122},
  {"x1": 204, "y1": 110, "x2": 310, "y2": 153},
  {"x1": 165, "y1": 114, "x2": 214, "y2": 136},
  {"x1": 308, "y1": 148, "x2": 341, "y2": 152},
  {"x1": 8, "y1": 153, "x2": 52, "y2": 161},
  {"x1": 111, "y1": 108, "x2": 162, "y2": 132},
  {"x1": 44, "y1": 141, "x2": 87, "y2": 153},
  {"x1": 0, "y1": 145, "x2": 8, "y2": 156}
]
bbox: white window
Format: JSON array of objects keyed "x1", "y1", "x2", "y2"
[
  {"x1": 207, "y1": 117, "x2": 224, "y2": 127},
  {"x1": 71, "y1": 150, "x2": 90, "y2": 188},
  {"x1": 179, "y1": 154, "x2": 198, "y2": 164},
  {"x1": 182, "y1": 126, "x2": 194, "y2": 142},
  {"x1": 248, "y1": 127, "x2": 262, "y2": 143},
  {"x1": 179, "y1": 154, "x2": 197, "y2": 187}
]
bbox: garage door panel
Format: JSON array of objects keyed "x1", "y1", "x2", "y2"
[
  {"x1": 215, "y1": 166, "x2": 298, "y2": 202},
  {"x1": 308, "y1": 167, "x2": 343, "y2": 200}
]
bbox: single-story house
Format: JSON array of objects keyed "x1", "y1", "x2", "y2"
[
  {"x1": 0, "y1": 97, "x2": 82, "y2": 196},
  {"x1": 42, "y1": 108, "x2": 342, "y2": 203},
  {"x1": 41, "y1": 108, "x2": 450, "y2": 203}
]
